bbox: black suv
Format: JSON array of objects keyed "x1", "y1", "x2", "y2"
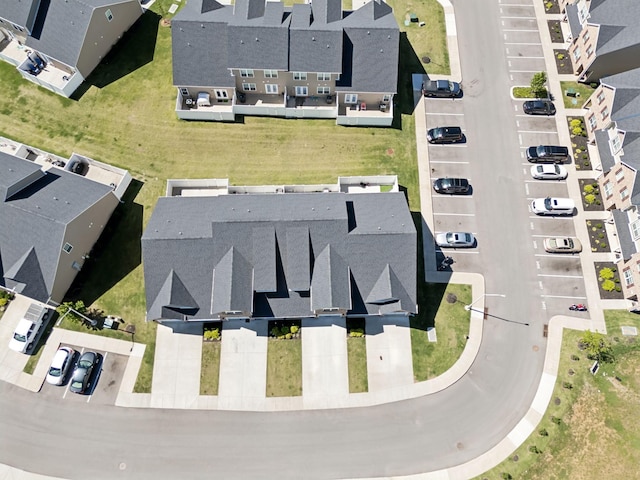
[
  {"x1": 427, "y1": 126, "x2": 464, "y2": 144},
  {"x1": 526, "y1": 145, "x2": 570, "y2": 163},
  {"x1": 433, "y1": 178, "x2": 470, "y2": 194},
  {"x1": 523, "y1": 100, "x2": 556, "y2": 115}
]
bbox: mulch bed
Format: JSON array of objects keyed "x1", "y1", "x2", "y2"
[
  {"x1": 586, "y1": 220, "x2": 610, "y2": 252},
  {"x1": 594, "y1": 262, "x2": 624, "y2": 299},
  {"x1": 543, "y1": 0, "x2": 560, "y2": 14},
  {"x1": 553, "y1": 49, "x2": 573, "y2": 75},
  {"x1": 578, "y1": 179, "x2": 603, "y2": 211},
  {"x1": 548, "y1": 20, "x2": 564, "y2": 43},
  {"x1": 568, "y1": 116, "x2": 592, "y2": 170}
]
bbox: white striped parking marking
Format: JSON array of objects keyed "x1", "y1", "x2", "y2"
[{"x1": 538, "y1": 274, "x2": 584, "y2": 279}]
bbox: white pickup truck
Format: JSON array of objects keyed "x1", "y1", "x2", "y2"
[{"x1": 8, "y1": 303, "x2": 50, "y2": 353}]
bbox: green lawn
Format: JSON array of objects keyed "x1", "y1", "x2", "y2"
[
  {"x1": 266, "y1": 339, "x2": 302, "y2": 397},
  {"x1": 411, "y1": 283, "x2": 471, "y2": 381},
  {"x1": 476, "y1": 310, "x2": 640, "y2": 479},
  {"x1": 0, "y1": 0, "x2": 447, "y2": 392},
  {"x1": 559, "y1": 81, "x2": 597, "y2": 109},
  {"x1": 200, "y1": 341, "x2": 221, "y2": 396},
  {"x1": 347, "y1": 337, "x2": 368, "y2": 393}
]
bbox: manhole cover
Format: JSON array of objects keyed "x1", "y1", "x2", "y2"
[
  {"x1": 554, "y1": 397, "x2": 561, "y2": 405},
  {"x1": 422, "y1": 56, "x2": 431, "y2": 64},
  {"x1": 512, "y1": 455, "x2": 519, "y2": 462},
  {"x1": 532, "y1": 345, "x2": 539, "y2": 352},
  {"x1": 446, "y1": 293, "x2": 457, "y2": 304},
  {"x1": 456, "y1": 442, "x2": 464, "y2": 450}
]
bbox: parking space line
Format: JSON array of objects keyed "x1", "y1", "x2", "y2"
[
  {"x1": 536, "y1": 261, "x2": 540, "y2": 270},
  {"x1": 533, "y1": 240, "x2": 538, "y2": 249},
  {"x1": 425, "y1": 112, "x2": 464, "y2": 116},
  {"x1": 534, "y1": 253, "x2": 580, "y2": 258},
  {"x1": 516, "y1": 129, "x2": 557, "y2": 133},
  {"x1": 500, "y1": 16, "x2": 536, "y2": 19},
  {"x1": 510, "y1": 69, "x2": 542, "y2": 72},
  {"x1": 433, "y1": 212, "x2": 475, "y2": 216},
  {"x1": 542, "y1": 300, "x2": 547, "y2": 310},
  {"x1": 525, "y1": 183, "x2": 529, "y2": 195},
  {"x1": 506, "y1": 55, "x2": 544, "y2": 59},
  {"x1": 538, "y1": 274, "x2": 584, "y2": 279},
  {"x1": 518, "y1": 133, "x2": 523, "y2": 145},
  {"x1": 436, "y1": 250, "x2": 480, "y2": 255},
  {"x1": 428, "y1": 144, "x2": 468, "y2": 148},
  {"x1": 525, "y1": 180, "x2": 566, "y2": 184},
  {"x1": 528, "y1": 216, "x2": 574, "y2": 220},
  {"x1": 503, "y1": 30, "x2": 538, "y2": 32},
  {"x1": 505, "y1": 42, "x2": 542, "y2": 45},
  {"x1": 430, "y1": 160, "x2": 470, "y2": 164},
  {"x1": 431, "y1": 194, "x2": 474, "y2": 198},
  {"x1": 541, "y1": 294, "x2": 588, "y2": 299}
]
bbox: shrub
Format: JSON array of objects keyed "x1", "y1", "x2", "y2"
[
  {"x1": 349, "y1": 328, "x2": 365, "y2": 338},
  {"x1": 551, "y1": 416, "x2": 562, "y2": 425},
  {"x1": 204, "y1": 328, "x2": 220, "y2": 340},
  {"x1": 600, "y1": 243, "x2": 607, "y2": 249},
  {"x1": 583, "y1": 184, "x2": 594, "y2": 194},
  {"x1": 570, "y1": 118, "x2": 582, "y2": 128},
  {"x1": 285, "y1": 333, "x2": 293, "y2": 340},
  {"x1": 501, "y1": 473, "x2": 513, "y2": 480},
  {"x1": 584, "y1": 161, "x2": 590, "y2": 166},
  {"x1": 556, "y1": 53, "x2": 565, "y2": 60},
  {"x1": 590, "y1": 82, "x2": 598, "y2": 88},
  {"x1": 583, "y1": 154, "x2": 589, "y2": 160},
  {"x1": 539, "y1": 428, "x2": 548, "y2": 437},
  {"x1": 586, "y1": 220, "x2": 592, "y2": 226},
  {"x1": 595, "y1": 223, "x2": 603, "y2": 228},
  {"x1": 584, "y1": 194, "x2": 596, "y2": 204},
  {"x1": 529, "y1": 445, "x2": 541, "y2": 454},
  {"x1": 572, "y1": 126, "x2": 584, "y2": 136},
  {"x1": 592, "y1": 182, "x2": 599, "y2": 189},
  {"x1": 563, "y1": 382, "x2": 573, "y2": 389},
  {"x1": 571, "y1": 354, "x2": 580, "y2": 361},
  {"x1": 616, "y1": 286, "x2": 622, "y2": 292},
  {"x1": 602, "y1": 280, "x2": 616, "y2": 291},
  {"x1": 290, "y1": 325, "x2": 299, "y2": 335},
  {"x1": 580, "y1": 330, "x2": 613, "y2": 362},
  {"x1": 599, "y1": 267, "x2": 614, "y2": 280},
  {"x1": 598, "y1": 233, "x2": 605, "y2": 239},
  {"x1": 596, "y1": 200, "x2": 601, "y2": 205}
]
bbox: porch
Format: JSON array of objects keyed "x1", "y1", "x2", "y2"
[{"x1": 0, "y1": 36, "x2": 29, "y2": 66}]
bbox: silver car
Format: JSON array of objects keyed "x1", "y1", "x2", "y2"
[
  {"x1": 530, "y1": 164, "x2": 567, "y2": 180},
  {"x1": 46, "y1": 346, "x2": 76, "y2": 385},
  {"x1": 435, "y1": 232, "x2": 476, "y2": 248}
]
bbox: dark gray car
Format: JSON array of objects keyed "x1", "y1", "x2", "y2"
[
  {"x1": 427, "y1": 126, "x2": 464, "y2": 144},
  {"x1": 70, "y1": 351, "x2": 99, "y2": 394},
  {"x1": 433, "y1": 178, "x2": 470, "y2": 194}
]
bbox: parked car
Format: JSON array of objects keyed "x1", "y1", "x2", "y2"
[
  {"x1": 526, "y1": 145, "x2": 570, "y2": 163},
  {"x1": 46, "y1": 347, "x2": 76, "y2": 386},
  {"x1": 543, "y1": 237, "x2": 582, "y2": 253},
  {"x1": 530, "y1": 164, "x2": 568, "y2": 180},
  {"x1": 531, "y1": 197, "x2": 575, "y2": 216},
  {"x1": 433, "y1": 177, "x2": 470, "y2": 194},
  {"x1": 69, "y1": 351, "x2": 99, "y2": 394},
  {"x1": 423, "y1": 80, "x2": 461, "y2": 98},
  {"x1": 435, "y1": 232, "x2": 476, "y2": 248},
  {"x1": 523, "y1": 100, "x2": 556, "y2": 115},
  {"x1": 427, "y1": 126, "x2": 464, "y2": 144},
  {"x1": 8, "y1": 303, "x2": 50, "y2": 353}
]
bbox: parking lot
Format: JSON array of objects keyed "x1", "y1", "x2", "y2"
[
  {"x1": 39, "y1": 345, "x2": 127, "y2": 405},
  {"x1": 426, "y1": 0, "x2": 590, "y2": 314}
]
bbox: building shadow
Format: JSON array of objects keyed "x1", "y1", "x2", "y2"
[
  {"x1": 71, "y1": 10, "x2": 161, "y2": 100},
  {"x1": 64, "y1": 179, "x2": 144, "y2": 305},
  {"x1": 391, "y1": 32, "x2": 427, "y2": 129}
]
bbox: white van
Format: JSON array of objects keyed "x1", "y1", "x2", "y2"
[
  {"x1": 8, "y1": 303, "x2": 50, "y2": 353},
  {"x1": 531, "y1": 197, "x2": 575, "y2": 216}
]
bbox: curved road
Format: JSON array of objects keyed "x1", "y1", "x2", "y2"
[{"x1": 0, "y1": 1, "x2": 555, "y2": 478}]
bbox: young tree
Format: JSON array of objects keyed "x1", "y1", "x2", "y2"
[
  {"x1": 580, "y1": 330, "x2": 613, "y2": 363},
  {"x1": 530, "y1": 72, "x2": 548, "y2": 97}
]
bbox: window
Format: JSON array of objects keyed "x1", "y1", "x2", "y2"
[
  {"x1": 265, "y1": 84, "x2": 278, "y2": 94},
  {"x1": 631, "y1": 220, "x2": 640, "y2": 240},
  {"x1": 105, "y1": 9, "x2": 113, "y2": 22},
  {"x1": 293, "y1": 72, "x2": 307, "y2": 81},
  {"x1": 180, "y1": 88, "x2": 189, "y2": 97},
  {"x1": 588, "y1": 114, "x2": 597, "y2": 130},
  {"x1": 582, "y1": 31, "x2": 590, "y2": 42},
  {"x1": 603, "y1": 181, "x2": 613, "y2": 198},
  {"x1": 344, "y1": 94, "x2": 358, "y2": 104},
  {"x1": 578, "y1": 3, "x2": 589, "y2": 23},
  {"x1": 383, "y1": 94, "x2": 392, "y2": 102},
  {"x1": 586, "y1": 45, "x2": 594, "y2": 58},
  {"x1": 214, "y1": 90, "x2": 228, "y2": 99},
  {"x1": 615, "y1": 169, "x2": 624, "y2": 182},
  {"x1": 242, "y1": 83, "x2": 256, "y2": 91},
  {"x1": 597, "y1": 91, "x2": 605, "y2": 103},
  {"x1": 295, "y1": 86, "x2": 308, "y2": 96},
  {"x1": 317, "y1": 86, "x2": 330, "y2": 95},
  {"x1": 72, "y1": 261, "x2": 82, "y2": 272},
  {"x1": 572, "y1": 47, "x2": 581, "y2": 61},
  {"x1": 239, "y1": 69, "x2": 254, "y2": 78},
  {"x1": 601, "y1": 106, "x2": 609, "y2": 120},
  {"x1": 611, "y1": 135, "x2": 622, "y2": 154},
  {"x1": 63, "y1": 243, "x2": 73, "y2": 254},
  {"x1": 621, "y1": 187, "x2": 629, "y2": 200},
  {"x1": 264, "y1": 70, "x2": 278, "y2": 78},
  {"x1": 624, "y1": 269, "x2": 634, "y2": 286},
  {"x1": 317, "y1": 73, "x2": 331, "y2": 81}
]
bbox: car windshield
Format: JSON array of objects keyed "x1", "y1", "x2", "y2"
[
  {"x1": 564, "y1": 239, "x2": 574, "y2": 248},
  {"x1": 13, "y1": 332, "x2": 27, "y2": 342},
  {"x1": 79, "y1": 358, "x2": 93, "y2": 369},
  {"x1": 49, "y1": 367, "x2": 62, "y2": 377},
  {"x1": 554, "y1": 165, "x2": 561, "y2": 173},
  {"x1": 544, "y1": 197, "x2": 553, "y2": 209},
  {"x1": 442, "y1": 179, "x2": 453, "y2": 187},
  {"x1": 71, "y1": 380, "x2": 83, "y2": 389}
]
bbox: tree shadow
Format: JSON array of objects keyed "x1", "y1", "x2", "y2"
[
  {"x1": 71, "y1": 10, "x2": 161, "y2": 100},
  {"x1": 64, "y1": 180, "x2": 144, "y2": 305}
]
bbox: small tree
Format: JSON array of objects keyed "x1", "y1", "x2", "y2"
[
  {"x1": 531, "y1": 72, "x2": 548, "y2": 97},
  {"x1": 580, "y1": 330, "x2": 613, "y2": 363}
]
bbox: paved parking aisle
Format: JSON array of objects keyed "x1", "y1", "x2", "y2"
[
  {"x1": 365, "y1": 316, "x2": 413, "y2": 392},
  {"x1": 301, "y1": 318, "x2": 349, "y2": 407},
  {"x1": 217, "y1": 319, "x2": 268, "y2": 410},
  {"x1": 0, "y1": 295, "x2": 40, "y2": 384},
  {"x1": 150, "y1": 323, "x2": 202, "y2": 409}
]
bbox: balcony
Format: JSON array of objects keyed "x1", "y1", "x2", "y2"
[
  {"x1": 337, "y1": 101, "x2": 394, "y2": 127},
  {"x1": 175, "y1": 91, "x2": 235, "y2": 121}
]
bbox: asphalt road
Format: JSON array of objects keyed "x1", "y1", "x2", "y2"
[{"x1": 0, "y1": 1, "x2": 586, "y2": 479}]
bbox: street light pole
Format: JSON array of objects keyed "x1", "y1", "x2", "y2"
[{"x1": 465, "y1": 293, "x2": 506, "y2": 311}]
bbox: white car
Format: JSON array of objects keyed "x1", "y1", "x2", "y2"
[
  {"x1": 46, "y1": 347, "x2": 76, "y2": 385},
  {"x1": 530, "y1": 164, "x2": 567, "y2": 180},
  {"x1": 531, "y1": 197, "x2": 575, "y2": 216},
  {"x1": 435, "y1": 232, "x2": 476, "y2": 248}
]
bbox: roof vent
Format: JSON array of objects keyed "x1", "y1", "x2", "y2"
[
  {"x1": 255, "y1": 37, "x2": 259, "y2": 42},
  {"x1": 367, "y1": 31, "x2": 370, "y2": 35},
  {"x1": 240, "y1": 40, "x2": 244, "y2": 44},
  {"x1": 201, "y1": 24, "x2": 204, "y2": 28},
  {"x1": 312, "y1": 37, "x2": 315, "y2": 41},
  {"x1": 53, "y1": 196, "x2": 58, "y2": 200}
]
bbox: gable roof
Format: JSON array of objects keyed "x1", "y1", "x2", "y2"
[
  {"x1": 590, "y1": 0, "x2": 640, "y2": 56},
  {"x1": 142, "y1": 192, "x2": 416, "y2": 321},
  {"x1": 0, "y1": 0, "x2": 40, "y2": 30},
  {"x1": 0, "y1": 152, "x2": 113, "y2": 302}
]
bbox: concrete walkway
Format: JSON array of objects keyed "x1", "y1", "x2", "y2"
[
  {"x1": 365, "y1": 315, "x2": 414, "y2": 391},
  {"x1": 301, "y1": 317, "x2": 349, "y2": 408},
  {"x1": 217, "y1": 319, "x2": 269, "y2": 410}
]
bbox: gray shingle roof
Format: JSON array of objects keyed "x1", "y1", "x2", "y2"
[
  {"x1": 172, "y1": 0, "x2": 398, "y2": 93},
  {"x1": 589, "y1": 0, "x2": 640, "y2": 56},
  {"x1": 613, "y1": 208, "x2": 636, "y2": 260},
  {"x1": 0, "y1": 152, "x2": 113, "y2": 303},
  {"x1": 595, "y1": 129, "x2": 616, "y2": 172},
  {"x1": 566, "y1": 2, "x2": 582, "y2": 39},
  {"x1": 0, "y1": 0, "x2": 39, "y2": 30},
  {"x1": 142, "y1": 192, "x2": 416, "y2": 321}
]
